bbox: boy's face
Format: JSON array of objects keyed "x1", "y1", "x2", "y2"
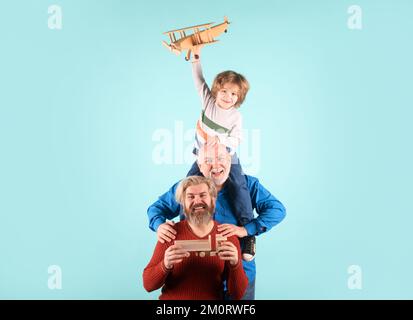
[{"x1": 216, "y1": 83, "x2": 240, "y2": 109}]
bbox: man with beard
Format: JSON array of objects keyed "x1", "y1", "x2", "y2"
[
  {"x1": 143, "y1": 176, "x2": 248, "y2": 300},
  {"x1": 147, "y1": 143, "x2": 286, "y2": 299}
]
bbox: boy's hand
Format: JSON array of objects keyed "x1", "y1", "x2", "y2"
[{"x1": 192, "y1": 44, "x2": 204, "y2": 61}]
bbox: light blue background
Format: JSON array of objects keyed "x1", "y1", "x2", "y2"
[{"x1": 1, "y1": 0, "x2": 412, "y2": 299}]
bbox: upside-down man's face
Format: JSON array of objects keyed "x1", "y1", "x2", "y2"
[{"x1": 197, "y1": 144, "x2": 231, "y2": 187}]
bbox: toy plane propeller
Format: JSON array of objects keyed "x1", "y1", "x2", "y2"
[{"x1": 162, "y1": 17, "x2": 230, "y2": 61}]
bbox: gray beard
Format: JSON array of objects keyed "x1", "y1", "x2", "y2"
[
  {"x1": 187, "y1": 210, "x2": 213, "y2": 226},
  {"x1": 185, "y1": 202, "x2": 215, "y2": 226},
  {"x1": 208, "y1": 172, "x2": 227, "y2": 186}
]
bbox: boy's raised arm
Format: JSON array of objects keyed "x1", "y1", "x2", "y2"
[{"x1": 191, "y1": 47, "x2": 214, "y2": 109}]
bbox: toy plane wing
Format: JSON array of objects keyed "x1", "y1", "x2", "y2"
[{"x1": 162, "y1": 17, "x2": 230, "y2": 61}]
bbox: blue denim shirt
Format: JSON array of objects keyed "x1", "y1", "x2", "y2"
[{"x1": 147, "y1": 175, "x2": 286, "y2": 283}]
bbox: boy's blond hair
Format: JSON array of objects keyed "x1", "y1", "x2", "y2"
[{"x1": 211, "y1": 70, "x2": 250, "y2": 108}]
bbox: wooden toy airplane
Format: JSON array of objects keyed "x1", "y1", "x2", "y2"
[
  {"x1": 174, "y1": 234, "x2": 227, "y2": 257},
  {"x1": 162, "y1": 17, "x2": 230, "y2": 61}
]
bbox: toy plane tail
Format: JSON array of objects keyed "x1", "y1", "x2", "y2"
[{"x1": 162, "y1": 41, "x2": 181, "y2": 55}]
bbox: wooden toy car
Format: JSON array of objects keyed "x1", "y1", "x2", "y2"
[{"x1": 174, "y1": 234, "x2": 227, "y2": 257}]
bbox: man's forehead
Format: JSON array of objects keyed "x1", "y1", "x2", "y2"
[
  {"x1": 186, "y1": 183, "x2": 209, "y2": 193},
  {"x1": 204, "y1": 151, "x2": 227, "y2": 158},
  {"x1": 199, "y1": 145, "x2": 229, "y2": 159}
]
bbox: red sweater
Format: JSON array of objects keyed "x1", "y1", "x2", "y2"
[{"x1": 143, "y1": 220, "x2": 248, "y2": 300}]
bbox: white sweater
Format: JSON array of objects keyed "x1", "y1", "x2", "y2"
[{"x1": 192, "y1": 60, "x2": 242, "y2": 155}]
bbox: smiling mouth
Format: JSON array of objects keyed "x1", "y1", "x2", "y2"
[
  {"x1": 191, "y1": 205, "x2": 207, "y2": 212},
  {"x1": 211, "y1": 168, "x2": 224, "y2": 178}
]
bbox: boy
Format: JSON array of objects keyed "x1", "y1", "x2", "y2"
[{"x1": 186, "y1": 45, "x2": 256, "y2": 261}]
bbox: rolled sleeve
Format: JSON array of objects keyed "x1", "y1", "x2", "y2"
[{"x1": 246, "y1": 176, "x2": 286, "y2": 236}]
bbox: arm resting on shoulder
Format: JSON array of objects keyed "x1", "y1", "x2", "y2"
[{"x1": 147, "y1": 182, "x2": 181, "y2": 232}]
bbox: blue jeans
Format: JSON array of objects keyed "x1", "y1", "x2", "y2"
[
  {"x1": 224, "y1": 278, "x2": 255, "y2": 300},
  {"x1": 241, "y1": 278, "x2": 255, "y2": 300}
]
